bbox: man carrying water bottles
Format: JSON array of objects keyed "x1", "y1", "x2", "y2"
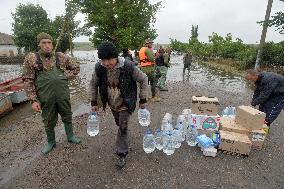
[
  {"x1": 22, "y1": 32, "x2": 81, "y2": 155},
  {"x1": 90, "y1": 41, "x2": 148, "y2": 168}
]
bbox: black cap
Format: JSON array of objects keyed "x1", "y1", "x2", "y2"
[{"x1": 97, "y1": 41, "x2": 118, "y2": 59}]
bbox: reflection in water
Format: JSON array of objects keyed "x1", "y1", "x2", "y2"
[
  {"x1": 0, "y1": 51, "x2": 251, "y2": 97},
  {"x1": 166, "y1": 55, "x2": 251, "y2": 95}
]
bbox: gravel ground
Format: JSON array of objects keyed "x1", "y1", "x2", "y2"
[{"x1": 1, "y1": 77, "x2": 284, "y2": 189}]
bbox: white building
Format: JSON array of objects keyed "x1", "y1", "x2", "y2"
[{"x1": 0, "y1": 32, "x2": 18, "y2": 57}]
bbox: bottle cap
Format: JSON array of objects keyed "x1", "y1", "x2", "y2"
[
  {"x1": 91, "y1": 112, "x2": 97, "y2": 116},
  {"x1": 146, "y1": 128, "x2": 152, "y2": 134}
]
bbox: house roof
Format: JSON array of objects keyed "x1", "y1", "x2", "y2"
[{"x1": 0, "y1": 32, "x2": 14, "y2": 45}]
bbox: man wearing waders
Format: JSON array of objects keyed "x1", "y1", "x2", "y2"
[
  {"x1": 245, "y1": 69, "x2": 284, "y2": 134},
  {"x1": 183, "y1": 49, "x2": 193, "y2": 81},
  {"x1": 22, "y1": 32, "x2": 81, "y2": 155},
  {"x1": 90, "y1": 42, "x2": 148, "y2": 168}
]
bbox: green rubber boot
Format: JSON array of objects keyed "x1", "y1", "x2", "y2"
[
  {"x1": 42, "y1": 128, "x2": 56, "y2": 155},
  {"x1": 64, "y1": 123, "x2": 81, "y2": 144}
]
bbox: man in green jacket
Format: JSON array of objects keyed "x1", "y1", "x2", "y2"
[
  {"x1": 139, "y1": 39, "x2": 160, "y2": 102},
  {"x1": 22, "y1": 32, "x2": 81, "y2": 155}
]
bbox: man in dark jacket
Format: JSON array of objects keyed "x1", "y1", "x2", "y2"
[
  {"x1": 245, "y1": 70, "x2": 284, "y2": 128},
  {"x1": 156, "y1": 48, "x2": 170, "y2": 91},
  {"x1": 122, "y1": 48, "x2": 134, "y2": 62},
  {"x1": 183, "y1": 49, "x2": 193, "y2": 81},
  {"x1": 90, "y1": 42, "x2": 148, "y2": 168}
]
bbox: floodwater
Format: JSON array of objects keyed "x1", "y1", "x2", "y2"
[{"x1": 0, "y1": 50, "x2": 251, "y2": 99}]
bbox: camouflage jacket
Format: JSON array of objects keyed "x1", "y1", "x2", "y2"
[{"x1": 22, "y1": 51, "x2": 80, "y2": 103}]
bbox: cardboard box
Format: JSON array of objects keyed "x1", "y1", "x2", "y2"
[
  {"x1": 251, "y1": 141, "x2": 264, "y2": 150},
  {"x1": 191, "y1": 96, "x2": 220, "y2": 116},
  {"x1": 189, "y1": 114, "x2": 220, "y2": 131},
  {"x1": 249, "y1": 128, "x2": 266, "y2": 150},
  {"x1": 235, "y1": 105, "x2": 265, "y2": 130},
  {"x1": 219, "y1": 130, "x2": 252, "y2": 155},
  {"x1": 219, "y1": 117, "x2": 249, "y2": 135}
]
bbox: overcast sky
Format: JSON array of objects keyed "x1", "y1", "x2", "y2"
[{"x1": 0, "y1": 0, "x2": 283, "y2": 44}]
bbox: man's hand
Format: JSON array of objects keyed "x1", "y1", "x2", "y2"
[
  {"x1": 32, "y1": 102, "x2": 41, "y2": 112},
  {"x1": 139, "y1": 103, "x2": 146, "y2": 109},
  {"x1": 91, "y1": 106, "x2": 99, "y2": 112}
]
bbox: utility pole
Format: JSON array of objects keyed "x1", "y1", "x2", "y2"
[{"x1": 255, "y1": 0, "x2": 274, "y2": 70}]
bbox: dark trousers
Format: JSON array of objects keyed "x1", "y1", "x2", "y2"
[
  {"x1": 259, "y1": 96, "x2": 284, "y2": 126},
  {"x1": 111, "y1": 110, "x2": 131, "y2": 157},
  {"x1": 183, "y1": 64, "x2": 191, "y2": 80}
]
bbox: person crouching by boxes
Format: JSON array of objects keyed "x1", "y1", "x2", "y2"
[{"x1": 245, "y1": 70, "x2": 284, "y2": 132}]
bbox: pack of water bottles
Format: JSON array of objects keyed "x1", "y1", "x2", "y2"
[
  {"x1": 141, "y1": 112, "x2": 194, "y2": 155},
  {"x1": 139, "y1": 108, "x2": 222, "y2": 157}
]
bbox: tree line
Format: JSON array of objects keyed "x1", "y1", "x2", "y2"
[
  {"x1": 170, "y1": 28, "x2": 284, "y2": 70},
  {"x1": 12, "y1": 0, "x2": 161, "y2": 53}
]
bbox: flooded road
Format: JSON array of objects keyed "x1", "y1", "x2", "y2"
[
  {"x1": 0, "y1": 50, "x2": 252, "y2": 120},
  {"x1": 0, "y1": 50, "x2": 251, "y2": 97},
  {"x1": 1, "y1": 51, "x2": 284, "y2": 189},
  {"x1": 0, "y1": 50, "x2": 253, "y2": 126}
]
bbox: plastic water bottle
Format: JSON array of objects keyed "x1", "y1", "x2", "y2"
[
  {"x1": 173, "y1": 128, "x2": 182, "y2": 148},
  {"x1": 161, "y1": 118, "x2": 168, "y2": 131},
  {"x1": 163, "y1": 130, "x2": 175, "y2": 155},
  {"x1": 138, "y1": 108, "x2": 151, "y2": 127},
  {"x1": 87, "y1": 112, "x2": 99, "y2": 136},
  {"x1": 143, "y1": 128, "x2": 155, "y2": 153},
  {"x1": 196, "y1": 134, "x2": 214, "y2": 149},
  {"x1": 228, "y1": 106, "x2": 236, "y2": 118},
  {"x1": 155, "y1": 128, "x2": 163, "y2": 150},
  {"x1": 222, "y1": 106, "x2": 236, "y2": 118},
  {"x1": 176, "y1": 121, "x2": 185, "y2": 142},
  {"x1": 186, "y1": 125, "x2": 198, "y2": 146},
  {"x1": 222, "y1": 107, "x2": 229, "y2": 117}
]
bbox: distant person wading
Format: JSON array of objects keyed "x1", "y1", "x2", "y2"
[{"x1": 183, "y1": 49, "x2": 193, "y2": 81}]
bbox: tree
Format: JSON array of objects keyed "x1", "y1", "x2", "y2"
[
  {"x1": 51, "y1": 16, "x2": 72, "y2": 53},
  {"x1": 53, "y1": 0, "x2": 90, "y2": 55},
  {"x1": 190, "y1": 25, "x2": 199, "y2": 40},
  {"x1": 74, "y1": 0, "x2": 162, "y2": 50},
  {"x1": 266, "y1": 0, "x2": 284, "y2": 34},
  {"x1": 12, "y1": 3, "x2": 51, "y2": 52},
  {"x1": 169, "y1": 38, "x2": 188, "y2": 54},
  {"x1": 12, "y1": 2, "x2": 89, "y2": 54}
]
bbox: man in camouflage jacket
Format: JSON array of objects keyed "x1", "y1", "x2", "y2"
[{"x1": 22, "y1": 32, "x2": 81, "y2": 155}]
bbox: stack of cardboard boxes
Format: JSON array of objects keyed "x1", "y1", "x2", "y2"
[
  {"x1": 219, "y1": 105, "x2": 266, "y2": 155},
  {"x1": 190, "y1": 96, "x2": 221, "y2": 136}
]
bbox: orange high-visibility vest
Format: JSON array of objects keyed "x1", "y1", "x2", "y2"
[{"x1": 139, "y1": 47, "x2": 154, "y2": 67}]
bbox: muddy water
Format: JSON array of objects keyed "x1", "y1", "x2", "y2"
[{"x1": 72, "y1": 51, "x2": 251, "y2": 94}]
